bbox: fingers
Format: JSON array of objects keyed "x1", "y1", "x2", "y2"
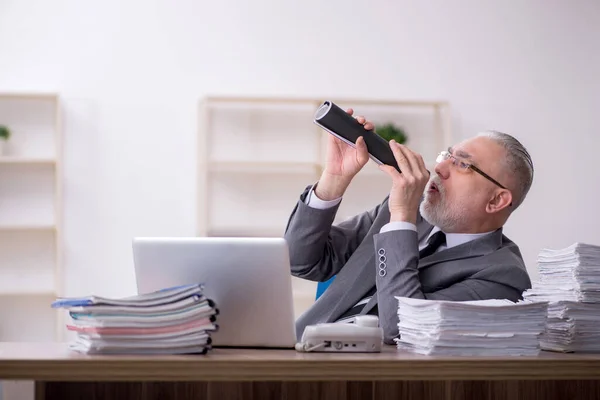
[
  {"x1": 346, "y1": 107, "x2": 376, "y2": 130},
  {"x1": 389, "y1": 141, "x2": 428, "y2": 178},
  {"x1": 389, "y1": 140, "x2": 412, "y2": 174},
  {"x1": 407, "y1": 146, "x2": 429, "y2": 178},
  {"x1": 415, "y1": 151, "x2": 430, "y2": 178},
  {"x1": 402, "y1": 145, "x2": 422, "y2": 175},
  {"x1": 353, "y1": 114, "x2": 375, "y2": 131}
]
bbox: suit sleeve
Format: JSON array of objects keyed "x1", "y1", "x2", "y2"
[
  {"x1": 371, "y1": 229, "x2": 530, "y2": 344},
  {"x1": 284, "y1": 183, "x2": 384, "y2": 282}
]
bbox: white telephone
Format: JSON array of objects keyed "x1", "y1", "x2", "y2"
[{"x1": 295, "y1": 315, "x2": 383, "y2": 353}]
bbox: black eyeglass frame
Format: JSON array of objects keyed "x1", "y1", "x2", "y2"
[{"x1": 438, "y1": 148, "x2": 513, "y2": 206}]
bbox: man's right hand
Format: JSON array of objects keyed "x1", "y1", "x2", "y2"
[{"x1": 315, "y1": 108, "x2": 371, "y2": 201}]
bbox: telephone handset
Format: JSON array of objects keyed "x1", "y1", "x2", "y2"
[
  {"x1": 295, "y1": 315, "x2": 383, "y2": 353},
  {"x1": 313, "y1": 100, "x2": 401, "y2": 172}
]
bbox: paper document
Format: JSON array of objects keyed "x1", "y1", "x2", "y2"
[
  {"x1": 523, "y1": 242, "x2": 600, "y2": 353},
  {"x1": 394, "y1": 296, "x2": 548, "y2": 356},
  {"x1": 52, "y1": 283, "x2": 218, "y2": 355}
]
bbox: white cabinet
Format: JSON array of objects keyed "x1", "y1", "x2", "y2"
[{"x1": 0, "y1": 93, "x2": 63, "y2": 342}]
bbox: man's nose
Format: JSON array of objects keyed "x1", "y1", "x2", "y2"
[{"x1": 434, "y1": 160, "x2": 450, "y2": 180}]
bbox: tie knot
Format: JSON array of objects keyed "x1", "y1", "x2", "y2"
[
  {"x1": 428, "y1": 230, "x2": 446, "y2": 247},
  {"x1": 419, "y1": 230, "x2": 447, "y2": 259}
]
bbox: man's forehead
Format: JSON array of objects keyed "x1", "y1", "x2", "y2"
[{"x1": 451, "y1": 137, "x2": 502, "y2": 163}]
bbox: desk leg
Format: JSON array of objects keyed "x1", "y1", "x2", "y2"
[{"x1": 36, "y1": 380, "x2": 600, "y2": 400}]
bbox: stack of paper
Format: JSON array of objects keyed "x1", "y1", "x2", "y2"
[
  {"x1": 52, "y1": 283, "x2": 219, "y2": 355},
  {"x1": 394, "y1": 297, "x2": 548, "y2": 356},
  {"x1": 537, "y1": 301, "x2": 600, "y2": 352},
  {"x1": 522, "y1": 242, "x2": 600, "y2": 303},
  {"x1": 522, "y1": 242, "x2": 600, "y2": 352}
]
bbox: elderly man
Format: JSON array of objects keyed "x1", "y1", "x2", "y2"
[{"x1": 284, "y1": 109, "x2": 534, "y2": 344}]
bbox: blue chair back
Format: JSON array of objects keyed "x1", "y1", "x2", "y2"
[{"x1": 315, "y1": 276, "x2": 336, "y2": 299}]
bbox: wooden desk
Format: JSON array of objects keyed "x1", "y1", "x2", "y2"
[{"x1": 1, "y1": 342, "x2": 600, "y2": 400}]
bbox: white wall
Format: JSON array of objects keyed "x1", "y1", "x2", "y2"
[{"x1": 0, "y1": 0, "x2": 599, "y2": 299}]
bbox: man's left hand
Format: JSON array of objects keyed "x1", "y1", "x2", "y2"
[{"x1": 379, "y1": 140, "x2": 430, "y2": 225}]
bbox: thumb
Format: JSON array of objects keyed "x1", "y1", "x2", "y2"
[{"x1": 356, "y1": 136, "x2": 369, "y2": 163}]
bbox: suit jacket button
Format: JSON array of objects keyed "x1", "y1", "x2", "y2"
[{"x1": 378, "y1": 248, "x2": 385, "y2": 255}]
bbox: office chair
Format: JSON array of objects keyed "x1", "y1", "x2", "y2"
[{"x1": 315, "y1": 276, "x2": 336, "y2": 300}]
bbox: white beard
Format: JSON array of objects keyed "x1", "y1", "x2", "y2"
[{"x1": 420, "y1": 176, "x2": 470, "y2": 233}]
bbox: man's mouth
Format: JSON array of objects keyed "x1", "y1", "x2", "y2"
[{"x1": 429, "y1": 182, "x2": 439, "y2": 192}]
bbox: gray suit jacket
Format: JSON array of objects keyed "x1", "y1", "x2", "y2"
[{"x1": 284, "y1": 184, "x2": 532, "y2": 344}]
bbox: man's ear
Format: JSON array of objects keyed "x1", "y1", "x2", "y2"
[{"x1": 486, "y1": 189, "x2": 513, "y2": 213}]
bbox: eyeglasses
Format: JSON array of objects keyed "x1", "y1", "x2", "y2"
[{"x1": 436, "y1": 148, "x2": 508, "y2": 190}]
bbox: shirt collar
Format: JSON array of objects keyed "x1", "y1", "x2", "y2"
[{"x1": 427, "y1": 226, "x2": 495, "y2": 249}]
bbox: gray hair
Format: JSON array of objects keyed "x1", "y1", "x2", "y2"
[{"x1": 477, "y1": 130, "x2": 534, "y2": 210}]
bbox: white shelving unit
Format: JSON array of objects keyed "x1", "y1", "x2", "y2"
[
  {"x1": 197, "y1": 96, "x2": 451, "y2": 318},
  {"x1": 0, "y1": 93, "x2": 63, "y2": 343}
]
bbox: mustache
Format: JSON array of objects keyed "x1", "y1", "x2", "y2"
[{"x1": 429, "y1": 174, "x2": 445, "y2": 195}]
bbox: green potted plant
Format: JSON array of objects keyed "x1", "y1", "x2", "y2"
[
  {"x1": 375, "y1": 123, "x2": 408, "y2": 144},
  {"x1": 0, "y1": 125, "x2": 10, "y2": 155}
]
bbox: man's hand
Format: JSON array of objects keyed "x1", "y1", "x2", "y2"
[
  {"x1": 379, "y1": 141, "x2": 429, "y2": 225},
  {"x1": 315, "y1": 108, "x2": 371, "y2": 200}
]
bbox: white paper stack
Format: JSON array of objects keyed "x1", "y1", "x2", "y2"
[
  {"x1": 522, "y1": 242, "x2": 600, "y2": 303},
  {"x1": 52, "y1": 283, "x2": 219, "y2": 355},
  {"x1": 394, "y1": 297, "x2": 548, "y2": 356},
  {"x1": 538, "y1": 301, "x2": 600, "y2": 352},
  {"x1": 522, "y1": 242, "x2": 600, "y2": 352}
]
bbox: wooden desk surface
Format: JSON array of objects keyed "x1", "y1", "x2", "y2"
[{"x1": 1, "y1": 342, "x2": 600, "y2": 382}]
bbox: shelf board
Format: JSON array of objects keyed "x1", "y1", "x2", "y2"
[
  {"x1": 204, "y1": 95, "x2": 449, "y2": 108},
  {"x1": 0, "y1": 225, "x2": 56, "y2": 231},
  {"x1": 0, "y1": 278, "x2": 55, "y2": 296},
  {"x1": 0, "y1": 157, "x2": 56, "y2": 165},
  {"x1": 0, "y1": 289, "x2": 56, "y2": 296},
  {"x1": 0, "y1": 93, "x2": 58, "y2": 101},
  {"x1": 208, "y1": 160, "x2": 321, "y2": 175}
]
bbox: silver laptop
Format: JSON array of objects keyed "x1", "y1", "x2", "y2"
[{"x1": 132, "y1": 236, "x2": 297, "y2": 348}]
